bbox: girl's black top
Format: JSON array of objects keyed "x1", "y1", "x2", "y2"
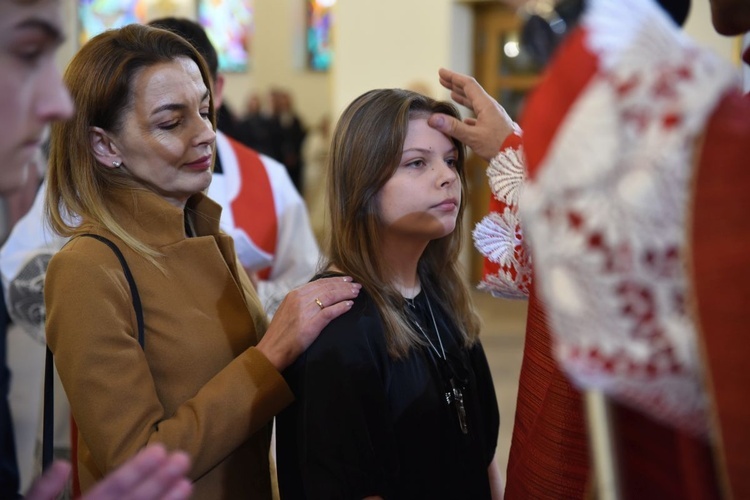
[{"x1": 276, "y1": 283, "x2": 500, "y2": 500}]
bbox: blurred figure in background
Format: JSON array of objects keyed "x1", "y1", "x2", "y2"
[
  {"x1": 238, "y1": 92, "x2": 276, "y2": 158},
  {"x1": 215, "y1": 100, "x2": 243, "y2": 143},
  {"x1": 269, "y1": 89, "x2": 307, "y2": 195}
]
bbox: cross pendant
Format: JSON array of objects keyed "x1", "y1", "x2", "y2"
[{"x1": 448, "y1": 378, "x2": 468, "y2": 434}]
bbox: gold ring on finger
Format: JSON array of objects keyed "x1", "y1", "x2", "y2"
[{"x1": 315, "y1": 298, "x2": 325, "y2": 310}]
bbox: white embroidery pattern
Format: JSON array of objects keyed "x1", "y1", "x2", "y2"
[
  {"x1": 520, "y1": 0, "x2": 738, "y2": 436},
  {"x1": 473, "y1": 141, "x2": 531, "y2": 299},
  {"x1": 488, "y1": 146, "x2": 525, "y2": 208}
]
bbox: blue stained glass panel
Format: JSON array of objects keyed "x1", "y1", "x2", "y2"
[
  {"x1": 198, "y1": 0, "x2": 253, "y2": 73},
  {"x1": 78, "y1": 0, "x2": 148, "y2": 45},
  {"x1": 307, "y1": 0, "x2": 333, "y2": 72}
]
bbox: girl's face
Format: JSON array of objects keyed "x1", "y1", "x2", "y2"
[
  {"x1": 376, "y1": 116, "x2": 461, "y2": 242},
  {"x1": 94, "y1": 57, "x2": 215, "y2": 208}
]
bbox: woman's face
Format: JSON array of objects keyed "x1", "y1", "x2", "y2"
[
  {"x1": 376, "y1": 116, "x2": 461, "y2": 243},
  {"x1": 0, "y1": 0, "x2": 73, "y2": 195},
  {"x1": 103, "y1": 57, "x2": 215, "y2": 208}
]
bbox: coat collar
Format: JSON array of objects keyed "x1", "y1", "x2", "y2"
[{"x1": 87, "y1": 188, "x2": 223, "y2": 248}]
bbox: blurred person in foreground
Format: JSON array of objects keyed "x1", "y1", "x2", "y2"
[
  {"x1": 430, "y1": 0, "x2": 749, "y2": 497},
  {"x1": 43, "y1": 23, "x2": 359, "y2": 499},
  {"x1": 0, "y1": 1, "x2": 192, "y2": 499}
]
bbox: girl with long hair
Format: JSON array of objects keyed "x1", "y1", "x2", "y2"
[{"x1": 277, "y1": 88, "x2": 501, "y2": 499}]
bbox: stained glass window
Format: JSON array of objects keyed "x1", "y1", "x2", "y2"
[
  {"x1": 198, "y1": 0, "x2": 253, "y2": 73},
  {"x1": 307, "y1": 0, "x2": 334, "y2": 71},
  {"x1": 78, "y1": 0, "x2": 148, "y2": 45}
]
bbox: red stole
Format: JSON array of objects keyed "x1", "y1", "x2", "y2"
[{"x1": 227, "y1": 137, "x2": 277, "y2": 280}]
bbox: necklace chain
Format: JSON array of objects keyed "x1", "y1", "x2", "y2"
[
  {"x1": 408, "y1": 293, "x2": 446, "y2": 361},
  {"x1": 406, "y1": 293, "x2": 469, "y2": 435}
]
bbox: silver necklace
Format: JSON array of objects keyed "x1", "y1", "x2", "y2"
[
  {"x1": 410, "y1": 294, "x2": 446, "y2": 361},
  {"x1": 407, "y1": 293, "x2": 468, "y2": 434}
]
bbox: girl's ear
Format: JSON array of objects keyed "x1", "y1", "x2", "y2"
[{"x1": 89, "y1": 126, "x2": 122, "y2": 169}]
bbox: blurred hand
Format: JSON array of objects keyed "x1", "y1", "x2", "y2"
[
  {"x1": 256, "y1": 275, "x2": 361, "y2": 370},
  {"x1": 23, "y1": 461, "x2": 70, "y2": 500},
  {"x1": 428, "y1": 68, "x2": 518, "y2": 161},
  {"x1": 25, "y1": 444, "x2": 192, "y2": 500}
]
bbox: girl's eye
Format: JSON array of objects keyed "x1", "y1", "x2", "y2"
[
  {"x1": 200, "y1": 111, "x2": 211, "y2": 120},
  {"x1": 406, "y1": 159, "x2": 425, "y2": 168},
  {"x1": 446, "y1": 157, "x2": 458, "y2": 168}
]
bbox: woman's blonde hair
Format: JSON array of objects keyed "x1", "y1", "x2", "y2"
[
  {"x1": 326, "y1": 88, "x2": 480, "y2": 358},
  {"x1": 45, "y1": 24, "x2": 216, "y2": 265}
]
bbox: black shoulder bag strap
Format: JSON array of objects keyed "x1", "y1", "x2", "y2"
[{"x1": 42, "y1": 234, "x2": 144, "y2": 470}]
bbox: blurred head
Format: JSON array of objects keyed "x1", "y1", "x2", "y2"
[
  {"x1": 46, "y1": 23, "x2": 215, "y2": 243},
  {"x1": 147, "y1": 17, "x2": 227, "y2": 109},
  {"x1": 270, "y1": 88, "x2": 291, "y2": 115},
  {"x1": 148, "y1": 17, "x2": 218, "y2": 81},
  {"x1": 657, "y1": 0, "x2": 692, "y2": 26},
  {"x1": 246, "y1": 94, "x2": 262, "y2": 115},
  {"x1": 0, "y1": 0, "x2": 73, "y2": 195},
  {"x1": 709, "y1": 0, "x2": 750, "y2": 35}
]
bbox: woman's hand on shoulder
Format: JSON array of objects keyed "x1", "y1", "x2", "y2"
[{"x1": 256, "y1": 276, "x2": 361, "y2": 371}]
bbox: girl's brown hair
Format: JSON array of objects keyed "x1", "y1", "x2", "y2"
[{"x1": 326, "y1": 88, "x2": 480, "y2": 358}]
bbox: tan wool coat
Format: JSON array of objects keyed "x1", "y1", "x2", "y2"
[{"x1": 45, "y1": 189, "x2": 294, "y2": 499}]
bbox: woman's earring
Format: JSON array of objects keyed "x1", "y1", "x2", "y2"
[{"x1": 112, "y1": 161, "x2": 121, "y2": 168}]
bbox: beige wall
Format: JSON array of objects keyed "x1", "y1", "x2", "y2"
[
  {"x1": 331, "y1": 0, "x2": 458, "y2": 117},
  {"x1": 56, "y1": 1, "x2": 741, "y2": 130},
  {"x1": 684, "y1": 0, "x2": 738, "y2": 65}
]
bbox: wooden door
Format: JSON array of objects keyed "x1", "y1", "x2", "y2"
[{"x1": 467, "y1": 3, "x2": 542, "y2": 282}]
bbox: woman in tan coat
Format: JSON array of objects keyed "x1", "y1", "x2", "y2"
[{"x1": 43, "y1": 24, "x2": 359, "y2": 499}]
